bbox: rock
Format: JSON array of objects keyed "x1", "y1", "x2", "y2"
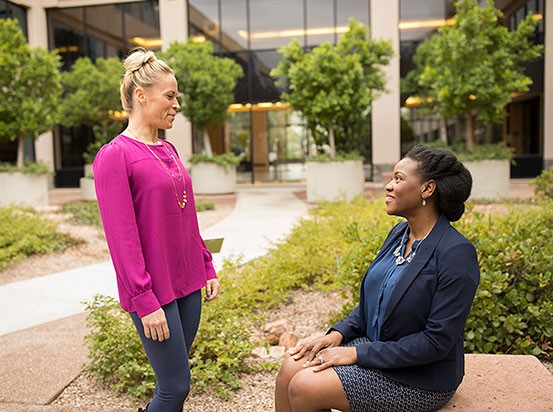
[
  {"x1": 268, "y1": 346, "x2": 286, "y2": 359},
  {"x1": 251, "y1": 347, "x2": 270, "y2": 358},
  {"x1": 265, "y1": 333, "x2": 280, "y2": 345},
  {"x1": 279, "y1": 332, "x2": 298, "y2": 349},
  {"x1": 264, "y1": 319, "x2": 289, "y2": 337}
]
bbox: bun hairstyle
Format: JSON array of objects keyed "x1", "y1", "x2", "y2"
[
  {"x1": 120, "y1": 47, "x2": 174, "y2": 113},
  {"x1": 405, "y1": 145, "x2": 472, "y2": 222}
]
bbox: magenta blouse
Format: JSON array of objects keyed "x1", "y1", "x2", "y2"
[{"x1": 93, "y1": 134, "x2": 217, "y2": 317}]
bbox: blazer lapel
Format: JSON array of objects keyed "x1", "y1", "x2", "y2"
[{"x1": 380, "y1": 215, "x2": 451, "y2": 326}]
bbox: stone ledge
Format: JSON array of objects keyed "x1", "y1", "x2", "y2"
[{"x1": 440, "y1": 354, "x2": 553, "y2": 411}]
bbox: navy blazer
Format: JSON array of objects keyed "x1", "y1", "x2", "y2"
[{"x1": 332, "y1": 215, "x2": 479, "y2": 391}]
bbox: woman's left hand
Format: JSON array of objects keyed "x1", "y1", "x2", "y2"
[
  {"x1": 309, "y1": 347, "x2": 358, "y2": 372},
  {"x1": 204, "y1": 278, "x2": 220, "y2": 302}
]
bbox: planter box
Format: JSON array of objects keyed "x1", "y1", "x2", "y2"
[
  {"x1": 464, "y1": 159, "x2": 510, "y2": 200},
  {"x1": 190, "y1": 162, "x2": 236, "y2": 195},
  {"x1": 0, "y1": 172, "x2": 49, "y2": 207},
  {"x1": 80, "y1": 177, "x2": 97, "y2": 201},
  {"x1": 307, "y1": 160, "x2": 364, "y2": 203},
  {"x1": 84, "y1": 163, "x2": 94, "y2": 178}
]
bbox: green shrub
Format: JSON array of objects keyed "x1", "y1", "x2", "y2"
[
  {"x1": 62, "y1": 201, "x2": 102, "y2": 227},
  {"x1": 61, "y1": 200, "x2": 214, "y2": 227},
  {"x1": 188, "y1": 153, "x2": 242, "y2": 170},
  {"x1": 84, "y1": 197, "x2": 552, "y2": 400},
  {"x1": 534, "y1": 166, "x2": 553, "y2": 199},
  {"x1": 84, "y1": 295, "x2": 154, "y2": 400},
  {"x1": 461, "y1": 204, "x2": 553, "y2": 357},
  {"x1": 0, "y1": 161, "x2": 50, "y2": 174},
  {"x1": 0, "y1": 207, "x2": 79, "y2": 271}
]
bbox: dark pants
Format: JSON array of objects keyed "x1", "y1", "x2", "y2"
[{"x1": 130, "y1": 290, "x2": 202, "y2": 412}]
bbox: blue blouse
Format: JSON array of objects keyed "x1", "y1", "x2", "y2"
[{"x1": 363, "y1": 234, "x2": 422, "y2": 341}]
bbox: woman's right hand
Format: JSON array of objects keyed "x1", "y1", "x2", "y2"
[
  {"x1": 289, "y1": 330, "x2": 343, "y2": 363},
  {"x1": 141, "y1": 308, "x2": 170, "y2": 342}
]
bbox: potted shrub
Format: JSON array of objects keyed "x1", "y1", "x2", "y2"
[
  {"x1": 271, "y1": 19, "x2": 393, "y2": 202},
  {"x1": 188, "y1": 153, "x2": 241, "y2": 195},
  {"x1": 60, "y1": 57, "x2": 125, "y2": 201},
  {"x1": 406, "y1": 0, "x2": 543, "y2": 199},
  {"x1": 0, "y1": 19, "x2": 62, "y2": 207},
  {"x1": 162, "y1": 40, "x2": 243, "y2": 195}
]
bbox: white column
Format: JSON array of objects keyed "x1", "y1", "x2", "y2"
[
  {"x1": 544, "y1": 3, "x2": 553, "y2": 170},
  {"x1": 370, "y1": 0, "x2": 401, "y2": 182},
  {"x1": 26, "y1": 0, "x2": 55, "y2": 180},
  {"x1": 159, "y1": 0, "x2": 193, "y2": 160}
]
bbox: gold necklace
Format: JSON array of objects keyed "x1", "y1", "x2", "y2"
[{"x1": 127, "y1": 128, "x2": 187, "y2": 208}]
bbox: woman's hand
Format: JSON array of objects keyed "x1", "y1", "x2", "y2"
[
  {"x1": 141, "y1": 308, "x2": 169, "y2": 341},
  {"x1": 289, "y1": 330, "x2": 343, "y2": 364},
  {"x1": 204, "y1": 278, "x2": 220, "y2": 302},
  {"x1": 310, "y1": 347, "x2": 358, "y2": 372}
]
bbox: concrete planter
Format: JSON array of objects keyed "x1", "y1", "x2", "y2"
[
  {"x1": 0, "y1": 172, "x2": 49, "y2": 207},
  {"x1": 80, "y1": 177, "x2": 97, "y2": 201},
  {"x1": 84, "y1": 163, "x2": 94, "y2": 178},
  {"x1": 307, "y1": 160, "x2": 364, "y2": 203},
  {"x1": 464, "y1": 159, "x2": 510, "y2": 200},
  {"x1": 190, "y1": 161, "x2": 236, "y2": 195}
]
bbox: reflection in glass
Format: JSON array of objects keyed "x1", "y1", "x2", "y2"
[
  {"x1": 249, "y1": 0, "x2": 304, "y2": 49},
  {"x1": 307, "y1": 0, "x2": 335, "y2": 45},
  {"x1": 337, "y1": 0, "x2": 369, "y2": 42},
  {"x1": 221, "y1": 0, "x2": 248, "y2": 51}
]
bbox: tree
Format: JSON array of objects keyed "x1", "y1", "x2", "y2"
[
  {"x1": 409, "y1": 0, "x2": 543, "y2": 150},
  {"x1": 0, "y1": 18, "x2": 62, "y2": 169},
  {"x1": 271, "y1": 19, "x2": 393, "y2": 157},
  {"x1": 60, "y1": 57, "x2": 125, "y2": 163},
  {"x1": 162, "y1": 40, "x2": 243, "y2": 156}
]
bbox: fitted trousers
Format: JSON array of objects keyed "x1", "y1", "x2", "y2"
[{"x1": 130, "y1": 290, "x2": 202, "y2": 412}]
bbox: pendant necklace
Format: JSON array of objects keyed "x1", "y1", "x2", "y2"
[
  {"x1": 393, "y1": 227, "x2": 430, "y2": 265},
  {"x1": 127, "y1": 128, "x2": 187, "y2": 208}
]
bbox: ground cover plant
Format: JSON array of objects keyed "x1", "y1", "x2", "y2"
[
  {"x1": 84, "y1": 196, "x2": 552, "y2": 400},
  {"x1": 0, "y1": 206, "x2": 79, "y2": 271}
]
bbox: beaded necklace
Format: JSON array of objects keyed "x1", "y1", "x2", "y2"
[
  {"x1": 393, "y1": 227, "x2": 430, "y2": 265},
  {"x1": 127, "y1": 128, "x2": 187, "y2": 208}
]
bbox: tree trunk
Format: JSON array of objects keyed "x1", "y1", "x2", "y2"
[
  {"x1": 203, "y1": 127, "x2": 213, "y2": 157},
  {"x1": 439, "y1": 119, "x2": 448, "y2": 144},
  {"x1": 328, "y1": 124, "x2": 336, "y2": 158},
  {"x1": 465, "y1": 111, "x2": 475, "y2": 151},
  {"x1": 16, "y1": 133, "x2": 25, "y2": 169}
]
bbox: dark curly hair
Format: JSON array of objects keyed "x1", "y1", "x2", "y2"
[{"x1": 405, "y1": 145, "x2": 472, "y2": 221}]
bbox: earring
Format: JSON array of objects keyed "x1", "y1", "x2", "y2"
[{"x1": 422, "y1": 199, "x2": 427, "y2": 206}]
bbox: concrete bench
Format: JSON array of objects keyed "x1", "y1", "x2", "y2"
[{"x1": 439, "y1": 354, "x2": 553, "y2": 411}]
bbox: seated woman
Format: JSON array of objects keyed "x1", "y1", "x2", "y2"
[{"x1": 275, "y1": 145, "x2": 480, "y2": 412}]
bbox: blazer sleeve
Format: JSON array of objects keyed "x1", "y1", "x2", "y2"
[
  {"x1": 331, "y1": 304, "x2": 365, "y2": 342},
  {"x1": 355, "y1": 241, "x2": 479, "y2": 369},
  {"x1": 93, "y1": 143, "x2": 160, "y2": 318}
]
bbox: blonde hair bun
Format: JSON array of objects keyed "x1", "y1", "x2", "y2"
[{"x1": 124, "y1": 47, "x2": 157, "y2": 74}]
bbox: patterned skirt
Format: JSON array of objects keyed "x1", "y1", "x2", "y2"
[{"x1": 333, "y1": 337, "x2": 455, "y2": 412}]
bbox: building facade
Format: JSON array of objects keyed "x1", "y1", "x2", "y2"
[{"x1": 2, "y1": 0, "x2": 551, "y2": 186}]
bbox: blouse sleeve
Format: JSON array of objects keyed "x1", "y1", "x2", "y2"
[
  {"x1": 93, "y1": 142, "x2": 160, "y2": 318},
  {"x1": 200, "y1": 238, "x2": 217, "y2": 280}
]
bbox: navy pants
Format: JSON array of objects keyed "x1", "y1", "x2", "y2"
[{"x1": 130, "y1": 290, "x2": 202, "y2": 412}]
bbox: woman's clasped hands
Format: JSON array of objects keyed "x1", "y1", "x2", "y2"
[{"x1": 288, "y1": 330, "x2": 357, "y2": 372}]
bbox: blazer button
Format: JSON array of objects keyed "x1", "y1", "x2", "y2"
[{"x1": 381, "y1": 328, "x2": 390, "y2": 338}]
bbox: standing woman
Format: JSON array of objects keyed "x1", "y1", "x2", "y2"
[
  {"x1": 275, "y1": 145, "x2": 479, "y2": 412},
  {"x1": 93, "y1": 47, "x2": 220, "y2": 412}
]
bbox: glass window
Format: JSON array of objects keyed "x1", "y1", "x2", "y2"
[
  {"x1": 400, "y1": 0, "x2": 447, "y2": 42},
  {"x1": 0, "y1": 0, "x2": 27, "y2": 36},
  {"x1": 307, "y1": 0, "x2": 334, "y2": 46},
  {"x1": 86, "y1": 4, "x2": 125, "y2": 59},
  {"x1": 337, "y1": 0, "x2": 369, "y2": 28},
  {"x1": 250, "y1": 0, "x2": 304, "y2": 50},
  {"x1": 124, "y1": 1, "x2": 161, "y2": 52},
  {"x1": 221, "y1": 51, "x2": 250, "y2": 103},
  {"x1": 48, "y1": 8, "x2": 87, "y2": 71},
  {"x1": 221, "y1": 0, "x2": 248, "y2": 51},
  {"x1": 249, "y1": 49, "x2": 281, "y2": 102},
  {"x1": 189, "y1": 0, "x2": 221, "y2": 51}
]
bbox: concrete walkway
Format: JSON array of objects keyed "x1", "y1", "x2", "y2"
[{"x1": 0, "y1": 185, "x2": 308, "y2": 337}]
